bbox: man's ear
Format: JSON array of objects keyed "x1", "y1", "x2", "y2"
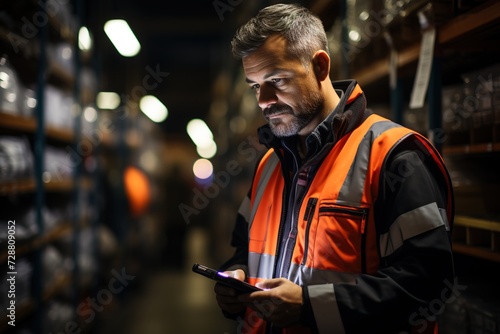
[{"x1": 312, "y1": 50, "x2": 330, "y2": 81}]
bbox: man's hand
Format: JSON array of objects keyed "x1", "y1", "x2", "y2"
[
  {"x1": 239, "y1": 278, "x2": 303, "y2": 328},
  {"x1": 214, "y1": 269, "x2": 247, "y2": 314}
]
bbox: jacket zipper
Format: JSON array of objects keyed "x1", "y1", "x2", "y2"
[
  {"x1": 268, "y1": 147, "x2": 293, "y2": 334},
  {"x1": 318, "y1": 206, "x2": 368, "y2": 273},
  {"x1": 273, "y1": 177, "x2": 290, "y2": 275},
  {"x1": 272, "y1": 138, "x2": 333, "y2": 277},
  {"x1": 301, "y1": 197, "x2": 318, "y2": 265},
  {"x1": 274, "y1": 141, "x2": 309, "y2": 279},
  {"x1": 272, "y1": 146, "x2": 294, "y2": 279}
]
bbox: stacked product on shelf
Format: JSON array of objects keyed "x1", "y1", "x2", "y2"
[
  {"x1": 0, "y1": 55, "x2": 21, "y2": 115},
  {"x1": 442, "y1": 64, "x2": 500, "y2": 145},
  {"x1": 44, "y1": 85, "x2": 75, "y2": 130},
  {"x1": 462, "y1": 64, "x2": 500, "y2": 143},
  {"x1": 0, "y1": 55, "x2": 37, "y2": 118},
  {"x1": 0, "y1": 136, "x2": 34, "y2": 182},
  {"x1": 41, "y1": 300, "x2": 75, "y2": 334},
  {"x1": 0, "y1": 0, "x2": 104, "y2": 332},
  {"x1": 43, "y1": 145, "x2": 74, "y2": 182}
]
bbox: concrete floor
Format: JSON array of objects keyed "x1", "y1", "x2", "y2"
[{"x1": 98, "y1": 227, "x2": 238, "y2": 334}]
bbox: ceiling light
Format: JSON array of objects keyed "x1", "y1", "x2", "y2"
[
  {"x1": 187, "y1": 119, "x2": 214, "y2": 147},
  {"x1": 78, "y1": 26, "x2": 92, "y2": 51},
  {"x1": 139, "y1": 95, "x2": 168, "y2": 123},
  {"x1": 96, "y1": 92, "x2": 120, "y2": 109},
  {"x1": 196, "y1": 140, "x2": 217, "y2": 159},
  {"x1": 193, "y1": 159, "x2": 213, "y2": 180},
  {"x1": 104, "y1": 19, "x2": 141, "y2": 57},
  {"x1": 83, "y1": 106, "x2": 97, "y2": 122},
  {"x1": 359, "y1": 11, "x2": 370, "y2": 21},
  {"x1": 349, "y1": 30, "x2": 361, "y2": 42}
]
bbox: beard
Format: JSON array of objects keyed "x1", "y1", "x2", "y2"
[{"x1": 264, "y1": 90, "x2": 324, "y2": 138}]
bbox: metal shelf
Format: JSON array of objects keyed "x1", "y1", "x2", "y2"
[
  {"x1": 443, "y1": 143, "x2": 500, "y2": 155},
  {"x1": 0, "y1": 112, "x2": 75, "y2": 143},
  {"x1": 0, "y1": 223, "x2": 73, "y2": 263},
  {"x1": 453, "y1": 215, "x2": 500, "y2": 262},
  {"x1": 352, "y1": 0, "x2": 500, "y2": 87},
  {"x1": 0, "y1": 178, "x2": 77, "y2": 195}
]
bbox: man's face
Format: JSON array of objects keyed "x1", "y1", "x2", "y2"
[{"x1": 242, "y1": 35, "x2": 324, "y2": 137}]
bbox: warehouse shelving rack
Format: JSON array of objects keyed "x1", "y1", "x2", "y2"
[{"x1": 0, "y1": 0, "x2": 99, "y2": 332}]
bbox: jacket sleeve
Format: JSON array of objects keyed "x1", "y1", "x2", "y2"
[{"x1": 303, "y1": 136, "x2": 455, "y2": 334}]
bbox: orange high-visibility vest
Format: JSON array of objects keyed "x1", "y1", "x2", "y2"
[{"x1": 242, "y1": 113, "x2": 451, "y2": 334}]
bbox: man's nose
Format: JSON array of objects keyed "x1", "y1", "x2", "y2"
[{"x1": 258, "y1": 84, "x2": 278, "y2": 110}]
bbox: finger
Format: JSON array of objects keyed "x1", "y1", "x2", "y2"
[
  {"x1": 230, "y1": 269, "x2": 246, "y2": 281},
  {"x1": 221, "y1": 269, "x2": 246, "y2": 281},
  {"x1": 255, "y1": 278, "x2": 285, "y2": 290},
  {"x1": 237, "y1": 290, "x2": 270, "y2": 302}
]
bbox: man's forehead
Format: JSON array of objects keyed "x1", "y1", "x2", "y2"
[{"x1": 242, "y1": 36, "x2": 302, "y2": 78}]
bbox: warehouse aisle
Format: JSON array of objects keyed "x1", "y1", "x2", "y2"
[{"x1": 99, "y1": 227, "x2": 238, "y2": 334}]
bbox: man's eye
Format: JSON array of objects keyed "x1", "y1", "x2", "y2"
[
  {"x1": 251, "y1": 84, "x2": 260, "y2": 90},
  {"x1": 271, "y1": 78, "x2": 282, "y2": 84}
]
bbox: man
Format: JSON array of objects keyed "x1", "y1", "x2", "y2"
[{"x1": 214, "y1": 4, "x2": 454, "y2": 334}]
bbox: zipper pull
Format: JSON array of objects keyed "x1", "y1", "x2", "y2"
[
  {"x1": 303, "y1": 197, "x2": 318, "y2": 221},
  {"x1": 360, "y1": 210, "x2": 367, "y2": 234},
  {"x1": 302, "y1": 198, "x2": 318, "y2": 266}
]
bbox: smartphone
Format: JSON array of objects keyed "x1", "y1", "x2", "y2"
[{"x1": 192, "y1": 263, "x2": 262, "y2": 294}]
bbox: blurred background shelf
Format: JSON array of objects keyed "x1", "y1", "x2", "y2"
[
  {"x1": 453, "y1": 215, "x2": 500, "y2": 262},
  {"x1": 0, "y1": 178, "x2": 89, "y2": 194},
  {"x1": 0, "y1": 112, "x2": 75, "y2": 142},
  {"x1": 443, "y1": 143, "x2": 500, "y2": 155},
  {"x1": 0, "y1": 112, "x2": 37, "y2": 132},
  {"x1": 0, "y1": 223, "x2": 72, "y2": 263}
]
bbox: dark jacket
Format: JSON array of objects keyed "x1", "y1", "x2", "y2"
[{"x1": 222, "y1": 79, "x2": 455, "y2": 334}]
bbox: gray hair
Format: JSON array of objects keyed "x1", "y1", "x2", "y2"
[{"x1": 231, "y1": 3, "x2": 329, "y2": 65}]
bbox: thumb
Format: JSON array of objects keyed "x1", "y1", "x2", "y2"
[
  {"x1": 230, "y1": 269, "x2": 246, "y2": 281},
  {"x1": 256, "y1": 278, "x2": 283, "y2": 290}
]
